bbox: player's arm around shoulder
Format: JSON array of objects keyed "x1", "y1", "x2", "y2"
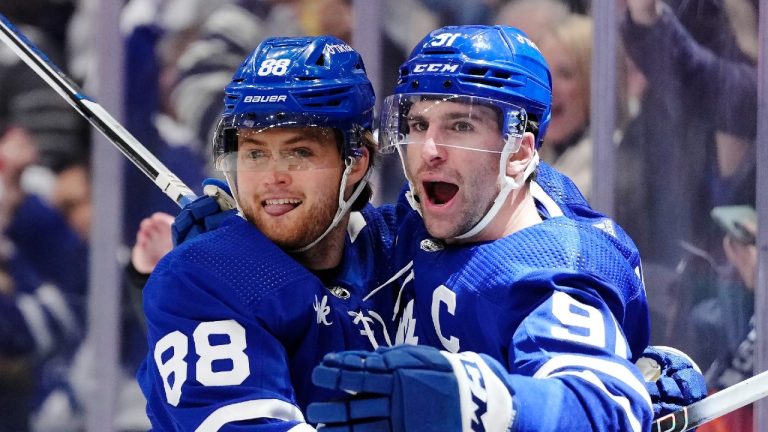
[{"x1": 138, "y1": 250, "x2": 313, "y2": 431}]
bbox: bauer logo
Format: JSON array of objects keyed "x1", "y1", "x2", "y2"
[
  {"x1": 412, "y1": 63, "x2": 459, "y2": 73},
  {"x1": 243, "y1": 95, "x2": 287, "y2": 103}
]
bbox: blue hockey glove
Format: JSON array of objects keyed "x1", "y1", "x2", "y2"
[
  {"x1": 636, "y1": 346, "x2": 707, "y2": 420},
  {"x1": 172, "y1": 178, "x2": 237, "y2": 245},
  {"x1": 307, "y1": 345, "x2": 516, "y2": 432}
]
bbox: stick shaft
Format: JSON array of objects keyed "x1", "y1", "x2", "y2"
[
  {"x1": 653, "y1": 369, "x2": 768, "y2": 432},
  {"x1": 0, "y1": 13, "x2": 197, "y2": 207}
]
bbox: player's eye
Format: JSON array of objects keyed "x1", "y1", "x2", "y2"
[
  {"x1": 451, "y1": 121, "x2": 474, "y2": 133},
  {"x1": 407, "y1": 119, "x2": 428, "y2": 132},
  {"x1": 246, "y1": 149, "x2": 269, "y2": 159},
  {"x1": 289, "y1": 147, "x2": 314, "y2": 158}
]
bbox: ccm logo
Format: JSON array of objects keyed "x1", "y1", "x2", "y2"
[
  {"x1": 412, "y1": 63, "x2": 459, "y2": 73},
  {"x1": 243, "y1": 95, "x2": 287, "y2": 103},
  {"x1": 460, "y1": 358, "x2": 489, "y2": 432}
]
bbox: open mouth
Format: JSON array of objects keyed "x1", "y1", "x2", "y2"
[
  {"x1": 424, "y1": 181, "x2": 459, "y2": 206},
  {"x1": 262, "y1": 198, "x2": 302, "y2": 216}
]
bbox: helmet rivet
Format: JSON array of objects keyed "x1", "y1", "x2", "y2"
[
  {"x1": 410, "y1": 80, "x2": 419, "y2": 89},
  {"x1": 443, "y1": 80, "x2": 452, "y2": 88}
]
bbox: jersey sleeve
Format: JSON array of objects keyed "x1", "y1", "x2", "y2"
[
  {"x1": 137, "y1": 258, "x2": 314, "y2": 432},
  {"x1": 502, "y1": 271, "x2": 652, "y2": 432}
]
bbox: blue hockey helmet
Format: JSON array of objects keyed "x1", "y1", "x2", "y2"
[
  {"x1": 380, "y1": 25, "x2": 552, "y2": 150},
  {"x1": 213, "y1": 35, "x2": 375, "y2": 171}
]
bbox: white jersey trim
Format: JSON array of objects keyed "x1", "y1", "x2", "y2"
[
  {"x1": 531, "y1": 181, "x2": 564, "y2": 218},
  {"x1": 347, "y1": 211, "x2": 367, "y2": 243},
  {"x1": 550, "y1": 369, "x2": 642, "y2": 432},
  {"x1": 287, "y1": 423, "x2": 316, "y2": 432},
  {"x1": 195, "y1": 399, "x2": 306, "y2": 432},
  {"x1": 533, "y1": 354, "x2": 652, "y2": 410}
]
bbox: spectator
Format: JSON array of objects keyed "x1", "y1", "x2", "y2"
[
  {"x1": 51, "y1": 164, "x2": 91, "y2": 242},
  {"x1": 617, "y1": 0, "x2": 757, "y2": 267},
  {"x1": 536, "y1": 14, "x2": 594, "y2": 199},
  {"x1": 0, "y1": 125, "x2": 87, "y2": 432},
  {"x1": 616, "y1": 1, "x2": 758, "y2": 380},
  {"x1": 0, "y1": 0, "x2": 88, "y2": 172},
  {"x1": 697, "y1": 210, "x2": 756, "y2": 431},
  {"x1": 120, "y1": 0, "x2": 212, "y2": 243}
]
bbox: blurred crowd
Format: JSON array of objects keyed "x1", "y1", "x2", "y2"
[{"x1": 0, "y1": 0, "x2": 759, "y2": 430}]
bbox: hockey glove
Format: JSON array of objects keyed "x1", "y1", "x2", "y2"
[
  {"x1": 637, "y1": 345, "x2": 707, "y2": 420},
  {"x1": 307, "y1": 345, "x2": 516, "y2": 432},
  {"x1": 172, "y1": 178, "x2": 237, "y2": 245}
]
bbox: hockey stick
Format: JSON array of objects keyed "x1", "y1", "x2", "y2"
[
  {"x1": 0, "y1": 13, "x2": 197, "y2": 207},
  {"x1": 652, "y1": 368, "x2": 768, "y2": 432}
]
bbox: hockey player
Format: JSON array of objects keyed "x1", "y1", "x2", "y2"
[
  {"x1": 307, "y1": 25, "x2": 660, "y2": 431},
  {"x1": 136, "y1": 35, "x2": 399, "y2": 431}
]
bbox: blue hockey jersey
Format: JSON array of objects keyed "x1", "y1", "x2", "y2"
[
  {"x1": 369, "y1": 164, "x2": 653, "y2": 431},
  {"x1": 138, "y1": 206, "x2": 396, "y2": 431}
]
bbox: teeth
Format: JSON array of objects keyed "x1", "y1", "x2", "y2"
[{"x1": 265, "y1": 198, "x2": 301, "y2": 205}]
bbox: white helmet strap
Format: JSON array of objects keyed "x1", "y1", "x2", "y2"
[
  {"x1": 292, "y1": 156, "x2": 369, "y2": 252},
  {"x1": 452, "y1": 141, "x2": 538, "y2": 241},
  {"x1": 396, "y1": 145, "x2": 423, "y2": 216},
  {"x1": 224, "y1": 171, "x2": 247, "y2": 221},
  {"x1": 396, "y1": 138, "x2": 539, "y2": 242},
  {"x1": 224, "y1": 157, "x2": 369, "y2": 252}
]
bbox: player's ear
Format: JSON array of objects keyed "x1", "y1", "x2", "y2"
[
  {"x1": 346, "y1": 146, "x2": 370, "y2": 186},
  {"x1": 505, "y1": 132, "x2": 535, "y2": 177}
]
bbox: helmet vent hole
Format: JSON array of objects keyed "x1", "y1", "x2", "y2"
[
  {"x1": 462, "y1": 77, "x2": 503, "y2": 88},
  {"x1": 467, "y1": 67, "x2": 488, "y2": 76},
  {"x1": 493, "y1": 71, "x2": 512, "y2": 79},
  {"x1": 315, "y1": 55, "x2": 326, "y2": 66}
]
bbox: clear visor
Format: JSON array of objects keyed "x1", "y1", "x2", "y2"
[
  {"x1": 379, "y1": 94, "x2": 527, "y2": 154},
  {"x1": 214, "y1": 125, "x2": 342, "y2": 172}
]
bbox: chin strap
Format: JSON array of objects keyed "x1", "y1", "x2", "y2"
[
  {"x1": 452, "y1": 145, "x2": 539, "y2": 241},
  {"x1": 292, "y1": 156, "x2": 370, "y2": 253},
  {"x1": 397, "y1": 139, "x2": 538, "y2": 242},
  {"x1": 396, "y1": 145, "x2": 423, "y2": 215},
  {"x1": 223, "y1": 171, "x2": 247, "y2": 221}
]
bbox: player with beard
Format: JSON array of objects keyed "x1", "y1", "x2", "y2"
[
  {"x1": 136, "y1": 35, "x2": 398, "y2": 431},
  {"x1": 307, "y1": 25, "x2": 666, "y2": 432},
  {"x1": 141, "y1": 28, "x2": 704, "y2": 432}
]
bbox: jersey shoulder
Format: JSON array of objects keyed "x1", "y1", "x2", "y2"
[
  {"x1": 451, "y1": 218, "x2": 644, "y2": 307},
  {"x1": 151, "y1": 216, "x2": 320, "y2": 312}
]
